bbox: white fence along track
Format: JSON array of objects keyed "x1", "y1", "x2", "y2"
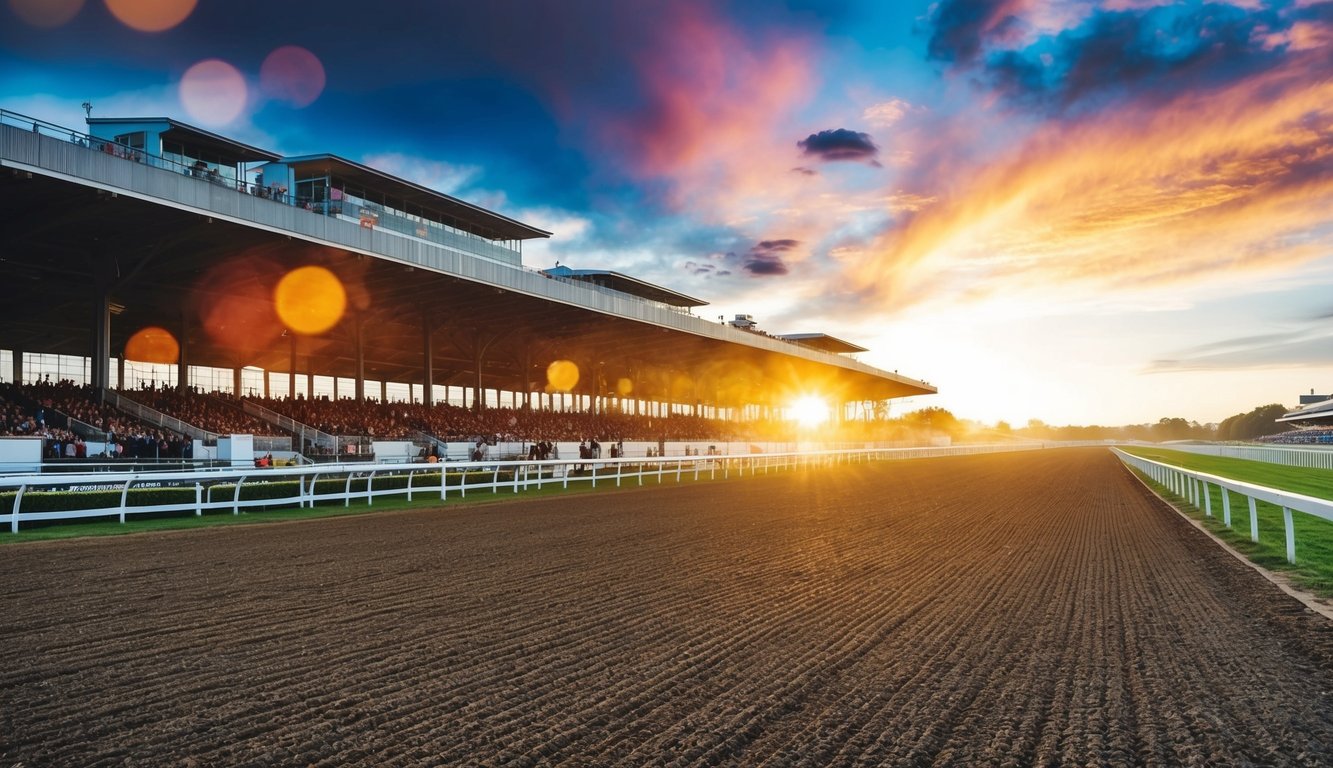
[
  {"x1": 5, "y1": 444, "x2": 1040, "y2": 533},
  {"x1": 1112, "y1": 447, "x2": 1333, "y2": 564},
  {"x1": 1159, "y1": 443, "x2": 1333, "y2": 470}
]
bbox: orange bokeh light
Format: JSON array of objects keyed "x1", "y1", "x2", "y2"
[
  {"x1": 274, "y1": 265, "x2": 346, "y2": 335},
  {"x1": 124, "y1": 326, "x2": 179, "y2": 364},
  {"x1": 616, "y1": 377, "x2": 634, "y2": 397},
  {"x1": 180, "y1": 59, "x2": 247, "y2": 126},
  {"x1": 9, "y1": 0, "x2": 83, "y2": 28},
  {"x1": 546, "y1": 360, "x2": 580, "y2": 392},
  {"x1": 103, "y1": 0, "x2": 195, "y2": 32},
  {"x1": 260, "y1": 45, "x2": 326, "y2": 108}
]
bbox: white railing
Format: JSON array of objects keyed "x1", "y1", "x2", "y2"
[
  {"x1": 1156, "y1": 443, "x2": 1333, "y2": 470},
  {"x1": 4, "y1": 443, "x2": 1040, "y2": 533},
  {"x1": 1112, "y1": 447, "x2": 1333, "y2": 564}
]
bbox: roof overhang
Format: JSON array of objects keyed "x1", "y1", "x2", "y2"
[
  {"x1": 1278, "y1": 397, "x2": 1333, "y2": 425},
  {"x1": 87, "y1": 117, "x2": 281, "y2": 163},
  {"x1": 542, "y1": 266, "x2": 708, "y2": 308},
  {"x1": 774, "y1": 333, "x2": 868, "y2": 355},
  {"x1": 280, "y1": 154, "x2": 551, "y2": 242}
]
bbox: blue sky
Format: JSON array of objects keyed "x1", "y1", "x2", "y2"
[{"x1": 3, "y1": 0, "x2": 1332, "y2": 426}]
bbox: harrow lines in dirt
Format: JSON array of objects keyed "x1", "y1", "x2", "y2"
[{"x1": 4, "y1": 449, "x2": 1333, "y2": 766}]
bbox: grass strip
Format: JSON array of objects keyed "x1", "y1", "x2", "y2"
[{"x1": 1121, "y1": 448, "x2": 1333, "y2": 597}]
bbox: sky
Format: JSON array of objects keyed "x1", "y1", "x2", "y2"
[{"x1": 2, "y1": 0, "x2": 1331, "y2": 427}]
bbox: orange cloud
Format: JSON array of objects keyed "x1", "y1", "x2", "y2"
[{"x1": 850, "y1": 47, "x2": 1333, "y2": 312}]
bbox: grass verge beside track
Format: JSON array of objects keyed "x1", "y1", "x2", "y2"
[{"x1": 1120, "y1": 446, "x2": 1333, "y2": 596}]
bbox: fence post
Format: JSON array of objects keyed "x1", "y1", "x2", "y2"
[
  {"x1": 1221, "y1": 488, "x2": 1231, "y2": 528},
  {"x1": 195, "y1": 482, "x2": 202, "y2": 517},
  {"x1": 1283, "y1": 507, "x2": 1296, "y2": 564},
  {"x1": 1202, "y1": 481, "x2": 1212, "y2": 517},
  {"x1": 12, "y1": 483, "x2": 27, "y2": 533},
  {"x1": 234, "y1": 475, "x2": 247, "y2": 515},
  {"x1": 344, "y1": 472, "x2": 354, "y2": 508},
  {"x1": 1248, "y1": 496, "x2": 1258, "y2": 542},
  {"x1": 120, "y1": 478, "x2": 133, "y2": 524}
]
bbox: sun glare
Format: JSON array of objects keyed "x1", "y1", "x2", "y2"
[{"x1": 789, "y1": 395, "x2": 830, "y2": 428}]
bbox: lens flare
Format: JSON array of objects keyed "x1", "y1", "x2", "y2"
[
  {"x1": 546, "y1": 360, "x2": 580, "y2": 392},
  {"x1": 180, "y1": 59, "x2": 247, "y2": 126},
  {"x1": 274, "y1": 265, "x2": 346, "y2": 335},
  {"x1": 124, "y1": 326, "x2": 179, "y2": 364},
  {"x1": 615, "y1": 377, "x2": 634, "y2": 397},
  {"x1": 10, "y1": 0, "x2": 83, "y2": 27},
  {"x1": 260, "y1": 45, "x2": 326, "y2": 108},
  {"x1": 104, "y1": 0, "x2": 195, "y2": 32},
  {"x1": 789, "y1": 395, "x2": 830, "y2": 428}
]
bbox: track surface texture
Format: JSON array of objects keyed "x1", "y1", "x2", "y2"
[{"x1": 3, "y1": 448, "x2": 1333, "y2": 766}]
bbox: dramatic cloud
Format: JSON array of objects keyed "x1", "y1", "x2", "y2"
[
  {"x1": 797, "y1": 128, "x2": 881, "y2": 166},
  {"x1": 743, "y1": 239, "x2": 799, "y2": 277},
  {"x1": 848, "y1": 44, "x2": 1333, "y2": 312},
  {"x1": 926, "y1": 0, "x2": 1333, "y2": 112}
]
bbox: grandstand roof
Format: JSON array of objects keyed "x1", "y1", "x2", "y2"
[
  {"x1": 86, "y1": 117, "x2": 281, "y2": 163},
  {"x1": 278, "y1": 154, "x2": 552, "y2": 242},
  {"x1": 540, "y1": 266, "x2": 707, "y2": 308},
  {"x1": 1278, "y1": 397, "x2": 1333, "y2": 426},
  {"x1": 773, "y1": 333, "x2": 868, "y2": 355}
]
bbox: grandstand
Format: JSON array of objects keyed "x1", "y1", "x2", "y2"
[
  {"x1": 0, "y1": 108, "x2": 934, "y2": 463},
  {"x1": 1263, "y1": 393, "x2": 1333, "y2": 445}
]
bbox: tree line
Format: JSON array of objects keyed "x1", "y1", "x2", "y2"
[{"x1": 887, "y1": 403, "x2": 1292, "y2": 443}]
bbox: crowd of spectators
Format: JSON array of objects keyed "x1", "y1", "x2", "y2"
[
  {"x1": 0, "y1": 380, "x2": 192, "y2": 459},
  {"x1": 127, "y1": 384, "x2": 280, "y2": 436},
  {"x1": 1257, "y1": 428, "x2": 1333, "y2": 446},
  {"x1": 248, "y1": 394, "x2": 744, "y2": 444},
  {"x1": 1, "y1": 380, "x2": 901, "y2": 464}
]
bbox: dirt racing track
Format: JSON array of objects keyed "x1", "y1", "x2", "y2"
[{"x1": 3, "y1": 448, "x2": 1332, "y2": 766}]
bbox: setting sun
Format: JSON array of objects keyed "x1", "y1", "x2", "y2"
[{"x1": 789, "y1": 395, "x2": 830, "y2": 428}]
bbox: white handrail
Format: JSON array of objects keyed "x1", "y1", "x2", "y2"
[
  {"x1": 1112, "y1": 447, "x2": 1333, "y2": 564},
  {"x1": 4, "y1": 443, "x2": 1040, "y2": 533}
]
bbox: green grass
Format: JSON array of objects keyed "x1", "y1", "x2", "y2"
[
  {"x1": 1120, "y1": 447, "x2": 1333, "y2": 596},
  {"x1": 1120, "y1": 446, "x2": 1333, "y2": 501},
  {"x1": 0, "y1": 463, "x2": 752, "y2": 544}
]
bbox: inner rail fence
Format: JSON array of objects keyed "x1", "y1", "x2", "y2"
[
  {"x1": 1112, "y1": 447, "x2": 1333, "y2": 564},
  {"x1": 1155, "y1": 443, "x2": 1333, "y2": 470},
  {"x1": 4, "y1": 443, "x2": 1039, "y2": 534}
]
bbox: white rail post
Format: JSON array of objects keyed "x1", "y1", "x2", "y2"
[
  {"x1": 1221, "y1": 488, "x2": 1231, "y2": 528},
  {"x1": 234, "y1": 475, "x2": 247, "y2": 515},
  {"x1": 1202, "y1": 481, "x2": 1212, "y2": 517},
  {"x1": 406, "y1": 469, "x2": 415, "y2": 502},
  {"x1": 1248, "y1": 496, "x2": 1259, "y2": 542},
  {"x1": 1283, "y1": 507, "x2": 1296, "y2": 564},
  {"x1": 195, "y1": 482, "x2": 202, "y2": 517},
  {"x1": 119, "y1": 478, "x2": 133, "y2": 524},
  {"x1": 344, "y1": 472, "x2": 354, "y2": 508},
  {"x1": 12, "y1": 483, "x2": 27, "y2": 533}
]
